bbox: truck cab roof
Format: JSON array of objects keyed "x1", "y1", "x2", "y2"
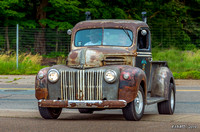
[
  {"x1": 71, "y1": 19, "x2": 149, "y2": 51},
  {"x1": 73, "y1": 19, "x2": 148, "y2": 32}
]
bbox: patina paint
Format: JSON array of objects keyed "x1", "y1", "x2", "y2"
[
  {"x1": 35, "y1": 19, "x2": 174, "y2": 110},
  {"x1": 35, "y1": 67, "x2": 50, "y2": 100},
  {"x1": 68, "y1": 47, "x2": 136, "y2": 68},
  {"x1": 38, "y1": 99, "x2": 127, "y2": 108},
  {"x1": 117, "y1": 65, "x2": 147, "y2": 103}
]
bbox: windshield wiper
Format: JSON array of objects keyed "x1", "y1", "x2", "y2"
[{"x1": 122, "y1": 27, "x2": 132, "y2": 42}]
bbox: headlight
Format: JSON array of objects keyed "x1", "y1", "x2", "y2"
[
  {"x1": 104, "y1": 69, "x2": 117, "y2": 83},
  {"x1": 48, "y1": 69, "x2": 60, "y2": 83}
]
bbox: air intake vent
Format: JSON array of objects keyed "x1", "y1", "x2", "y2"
[{"x1": 103, "y1": 56, "x2": 126, "y2": 65}]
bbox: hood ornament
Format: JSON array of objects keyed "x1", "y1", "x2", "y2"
[{"x1": 79, "y1": 48, "x2": 87, "y2": 69}]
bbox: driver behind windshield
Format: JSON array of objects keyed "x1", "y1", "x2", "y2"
[{"x1": 85, "y1": 30, "x2": 101, "y2": 46}]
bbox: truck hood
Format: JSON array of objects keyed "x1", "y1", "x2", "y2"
[{"x1": 67, "y1": 47, "x2": 135, "y2": 68}]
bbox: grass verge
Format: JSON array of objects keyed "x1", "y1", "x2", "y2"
[
  {"x1": 152, "y1": 48, "x2": 200, "y2": 79},
  {"x1": 0, "y1": 48, "x2": 199, "y2": 79},
  {"x1": 0, "y1": 53, "x2": 46, "y2": 75}
]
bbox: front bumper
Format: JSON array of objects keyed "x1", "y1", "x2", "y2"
[{"x1": 38, "y1": 99, "x2": 127, "y2": 108}]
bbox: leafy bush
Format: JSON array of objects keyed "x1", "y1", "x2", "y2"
[
  {"x1": 152, "y1": 48, "x2": 200, "y2": 79},
  {"x1": 1, "y1": 48, "x2": 200, "y2": 79},
  {"x1": 0, "y1": 53, "x2": 45, "y2": 75},
  {"x1": 43, "y1": 51, "x2": 67, "y2": 58},
  {"x1": 173, "y1": 71, "x2": 200, "y2": 79}
]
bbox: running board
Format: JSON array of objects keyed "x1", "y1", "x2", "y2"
[{"x1": 146, "y1": 97, "x2": 165, "y2": 105}]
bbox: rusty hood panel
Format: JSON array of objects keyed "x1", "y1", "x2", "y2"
[{"x1": 67, "y1": 47, "x2": 135, "y2": 68}]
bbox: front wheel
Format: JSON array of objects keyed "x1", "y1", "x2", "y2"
[
  {"x1": 157, "y1": 83, "x2": 175, "y2": 114},
  {"x1": 122, "y1": 86, "x2": 145, "y2": 121},
  {"x1": 38, "y1": 106, "x2": 62, "y2": 119}
]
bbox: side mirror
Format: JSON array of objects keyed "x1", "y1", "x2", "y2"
[{"x1": 67, "y1": 29, "x2": 72, "y2": 35}]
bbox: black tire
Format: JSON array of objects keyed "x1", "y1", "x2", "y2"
[
  {"x1": 78, "y1": 108, "x2": 94, "y2": 114},
  {"x1": 158, "y1": 83, "x2": 175, "y2": 114},
  {"x1": 38, "y1": 106, "x2": 62, "y2": 119},
  {"x1": 122, "y1": 86, "x2": 145, "y2": 121}
]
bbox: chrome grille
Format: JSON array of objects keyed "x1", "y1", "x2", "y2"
[{"x1": 61, "y1": 70, "x2": 104, "y2": 100}]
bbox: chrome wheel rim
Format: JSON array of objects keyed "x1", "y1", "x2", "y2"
[
  {"x1": 171, "y1": 90, "x2": 174, "y2": 110},
  {"x1": 134, "y1": 90, "x2": 143, "y2": 114}
]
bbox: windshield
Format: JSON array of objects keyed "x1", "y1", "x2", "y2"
[{"x1": 74, "y1": 28, "x2": 133, "y2": 47}]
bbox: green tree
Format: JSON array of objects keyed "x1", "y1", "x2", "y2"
[
  {"x1": 42, "y1": 0, "x2": 81, "y2": 30},
  {"x1": 0, "y1": 0, "x2": 38, "y2": 52},
  {"x1": 0, "y1": 0, "x2": 199, "y2": 53},
  {"x1": 0, "y1": 0, "x2": 25, "y2": 51}
]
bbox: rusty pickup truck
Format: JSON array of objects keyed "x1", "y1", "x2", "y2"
[{"x1": 35, "y1": 19, "x2": 176, "y2": 121}]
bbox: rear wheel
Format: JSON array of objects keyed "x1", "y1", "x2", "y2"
[
  {"x1": 78, "y1": 108, "x2": 94, "y2": 114},
  {"x1": 38, "y1": 106, "x2": 62, "y2": 119},
  {"x1": 157, "y1": 83, "x2": 175, "y2": 114},
  {"x1": 122, "y1": 86, "x2": 145, "y2": 121}
]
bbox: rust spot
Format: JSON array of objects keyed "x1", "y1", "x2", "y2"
[
  {"x1": 69, "y1": 52, "x2": 78, "y2": 59},
  {"x1": 71, "y1": 60, "x2": 76, "y2": 64},
  {"x1": 69, "y1": 103, "x2": 76, "y2": 108},
  {"x1": 68, "y1": 47, "x2": 136, "y2": 68},
  {"x1": 39, "y1": 100, "x2": 68, "y2": 108},
  {"x1": 35, "y1": 88, "x2": 48, "y2": 100},
  {"x1": 118, "y1": 86, "x2": 138, "y2": 103},
  {"x1": 38, "y1": 100, "x2": 127, "y2": 108},
  {"x1": 91, "y1": 100, "x2": 126, "y2": 108},
  {"x1": 118, "y1": 65, "x2": 146, "y2": 103},
  {"x1": 35, "y1": 68, "x2": 49, "y2": 100},
  {"x1": 90, "y1": 55, "x2": 96, "y2": 62}
]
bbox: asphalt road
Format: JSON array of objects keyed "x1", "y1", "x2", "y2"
[
  {"x1": 0, "y1": 116, "x2": 199, "y2": 132},
  {"x1": 0, "y1": 76, "x2": 200, "y2": 131},
  {"x1": 0, "y1": 84, "x2": 200, "y2": 114}
]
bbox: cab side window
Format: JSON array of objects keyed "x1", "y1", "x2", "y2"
[{"x1": 137, "y1": 28, "x2": 150, "y2": 50}]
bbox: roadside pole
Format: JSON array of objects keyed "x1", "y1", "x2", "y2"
[{"x1": 16, "y1": 24, "x2": 19, "y2": 69}]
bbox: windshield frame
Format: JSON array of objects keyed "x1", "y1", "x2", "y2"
[{"x1": 74, "y1": 28, "x2": 134, "y2": 47}]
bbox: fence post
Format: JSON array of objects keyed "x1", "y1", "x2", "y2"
[
  {"x1": 16, "y1": 24, "x2": 19, "y2": 69},
  {"x1": 161, "y1": 25, "x2": 163, "y2": 48}
]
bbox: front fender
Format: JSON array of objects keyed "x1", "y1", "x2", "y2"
[
  {"x1": 35, "y1": 65, "x2": 67, "y2": 100},
  {"x1": 35, "y1": 67, "x2": 50, "y2": 100},
  {"x1": 118, "y1": 66, "x2": 147, "y2": 104}
]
